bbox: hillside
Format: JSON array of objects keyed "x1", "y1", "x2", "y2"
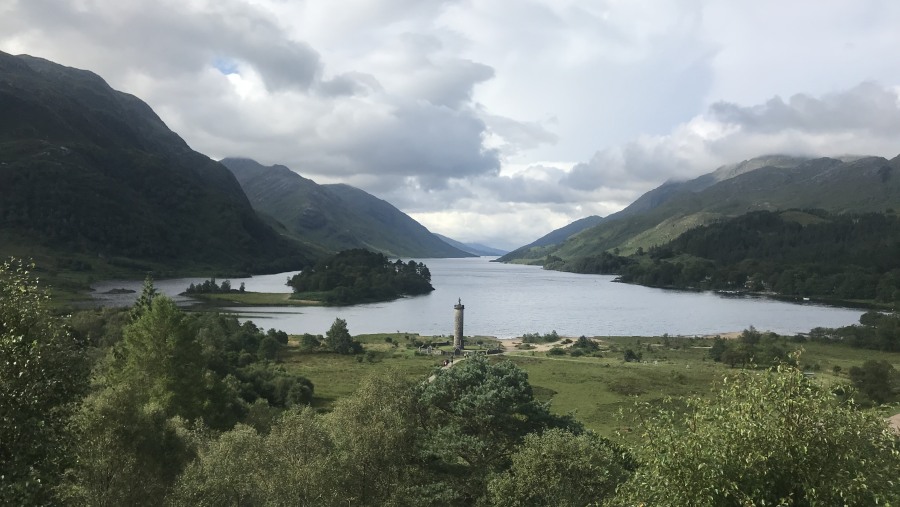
[
  {"x1": 0, "y1": 52, "x2": 317, "y2": 276},
  {"x1": 433, "y1": 234, "x2": 507, "y2": 256},
  {"x1": 502, "y1": 154, "x2": 900, "y2": 265},
  {"x1": 613, "y1": 209, "x2": 900, "y2": 303},
  {"x1": 221, "y1": 158, "x2": 474, "y2": 258}
]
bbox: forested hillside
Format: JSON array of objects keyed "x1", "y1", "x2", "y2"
[
  {"x1": 502, "y1": 155, "x2": 900, "y2": 266},
  {"x1": 0, "y1": 52, "x2": 316, "y2": 276},
  {"x1": 552, "y1": 210, "x2": 900, "y2": 304}
]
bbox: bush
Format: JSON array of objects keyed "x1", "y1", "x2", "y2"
[{"x1": 620, "y1": 364, "x2": 900, "y2": 505}]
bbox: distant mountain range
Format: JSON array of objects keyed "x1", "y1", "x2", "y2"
[
  {"x1": 220, "y1": 158, "x2": 474, "y2": 259},
  {"x1": 433, "y1": 234, "x2": 507, "y2": 256},
  {"x1": 0, "y1": 51, "x2": 316, "y2": 275},
  {"x1": 500, "y1": 154, "x2": 900, "y2": 265}
]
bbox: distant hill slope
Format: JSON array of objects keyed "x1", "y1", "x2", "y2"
[
  {"x1": 496, "y1": 215, "x2": 605, "y2": 262},
  {"x1": 502, "y1": 154, "x2": 900, "y2": 264},
  {"x1": 221, "y1": 158, "x2": 474, "y2": 258},
  {"x1": 433, "y1": 234, "x2": 507, "y2": 256},
  {"x1": 0, "y1": 52, "x2": 316, "y2": 274}
]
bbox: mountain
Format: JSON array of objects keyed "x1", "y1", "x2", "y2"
[
  {"x1": 432, "y1": 234, "x2": 507, "y2": 256},
  {"x1": 496, "y1": 215, "x2": 605, "y2": 262},
  {"x1": 0, "y1": 52, "x2": 317, "y2": 275},
  {"x1": 220, "y1": 158, "x2": 474, "y2": 258},
  {"x1": 502, "y1": 154, "x2": 900, "y2": 265}
]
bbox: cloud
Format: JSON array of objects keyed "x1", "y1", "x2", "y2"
[
  {"x1": 2, "y1": 0, "x2": 900, "y2": 249},
  {"x1": 709, "y1": 82, "x2": 900, "y2": 136},
  {"x1": 562, "y1": 83, "x2": 900, "y2": 196}
]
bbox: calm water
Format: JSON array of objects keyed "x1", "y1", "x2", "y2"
[{"x1": 90, "y1": 257, "x2": 865, "y2": 338}]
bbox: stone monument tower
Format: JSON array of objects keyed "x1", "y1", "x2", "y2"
[{"x1": 453, "y1": 298, "x2": 465, "y2": 351}]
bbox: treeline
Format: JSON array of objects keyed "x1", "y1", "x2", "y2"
[
  {"x1": 286, "y1": 248, "x2": 433, "y2": 305},
  {"x1": 607, "y1": 210, "x2": 900, "y2": 302},
  {"x1": 184, "y1": 278, "x2": 245, "y2": 295},
  {"x1": 810, "y1": 310, "x2": 900, "y2": 352},
  {"x1": 708, "y1": 320, "x2": 899, "y2": 406},
  {"x1": 708, "y1": 327, "x2": 800, "y2": 368},
  {"x1": 521, "y1": 330, "x2": 561, "y2": 343}
]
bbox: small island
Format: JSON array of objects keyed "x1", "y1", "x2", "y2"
[{"x1": 287, "y1": 249, "x2": 434, "y2": 305}]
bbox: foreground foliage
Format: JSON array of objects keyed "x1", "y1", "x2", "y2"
[
  {"x1": 0, "y1": 260, "x2": 89, "y2": 504},
  {"x1": 3, "y1": 260, "x2": 899, "y2": 505},
  {"x1": 621, "y1": 363, "x2": 900, "y2": 506},
  {"x1": 487, "y1": 428, "x2": 635, "y2": 507}
]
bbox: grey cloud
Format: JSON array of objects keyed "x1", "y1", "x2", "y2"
[
  {"x1": 316, "y1": 72, "x2": 383, "y2": 97},
  {"x1": 482, "y1": 114, "x2": 559, "y2": 154},
  {"x1": 414, "y1": 58, "x2": 494, "y2": 108},
  {"x1": 8, "y1": 0, "x2": 322, "y2": 92},
  {"x1": 318, "y1": 100, "x2": 501, "y2": 185},
  {"x1": 482, "y1": 169, "x2": 577, "y2": 205},
  {"x1": 561, "y1": 144, "x2": 689, "y2": 193},
  {"x1": 563, "y1": 82, "x2": 900, "y2": 195},
  {"x1": 709, "y1": 82, "x2": 900, "y2": 135},
  {"x1": 389, "y1": 33, "x2": 496, "y2": 108},
  {"x1": 236, "y1": 40, "x2": 321, "y2": 91}
]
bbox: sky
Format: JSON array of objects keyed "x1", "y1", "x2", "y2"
[{"x1": 2, "y1": 0, "x2": 900, "y2": 250}]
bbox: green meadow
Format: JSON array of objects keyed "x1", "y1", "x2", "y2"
[{"x1": 283, "y1": 332, "x2": 900, "y2": 436}]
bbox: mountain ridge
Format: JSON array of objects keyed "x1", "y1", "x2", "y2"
[
  {"x1": 220, "y1": 157, "x2": 474, "y2": 259},
  {"x1": 501, "y1": 154, "x2": 900, "y2": 265},
  {"x1": 0, "y1": 51, "x2": 317, "y2": 276}
]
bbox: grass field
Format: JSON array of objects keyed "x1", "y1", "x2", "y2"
[
  {"x1": 192, "y1": 292, "x2": 324, "y2": 306},
  {"x1": 281, "y1": 332, "x2": 900, "y2": 436},
  {"x1": 281, "y1": 333, "x2": 503, "y2": 409}
]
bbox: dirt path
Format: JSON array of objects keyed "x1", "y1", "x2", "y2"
[
  {"x1": 427, "y1": 355, "x2": 468, "y2": 382},
  {"x1": 501, "y1": 338, "x2": 563, "y2": 353},
  {"x1": 888, "y1": 413, "x2": 900, "y2": 434}
]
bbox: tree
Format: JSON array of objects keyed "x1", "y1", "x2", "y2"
[
  {"x1": 324, "y1": 317, "x2": 360, "y2": 354},
  {"x1": 415, "y1": 356, "x2": 581, "y2": 503},
  {"x1": 63, "y1": 383, "x2": 195, "y2": 506},
  {"x1": 487, "y1": 429, "x2": 635, "y2": 507},
  {"x1": 299, "y1": 333, "x2": 321, "y2": 351},
  {"x1": 130, "y1": 274, "x2": 159, "y2": 320},
  {"x1": 620, "y1": 364, "x2": 900, "y2": 506},
  {"x1": 171, "y1": 408, "x2": 337, "y2": 506},
  {"x1": 848, "y1": 360, "x2": 899, "y2": 405},
  {"x1": 324, "y1": 372, "x2": 421, "y2": 505},
  {"x1": 0, "y1": 259, "x2": 89, "y2": 504},
  {"x1": 112, "y1": 296, "x2": 208, "y2": 420},
  {"x1": 65, "y1": 296, "x2": 208, "y2": 503},
  {"x1": 623, "y1": 348, "x2": 641, "y2": 362}
]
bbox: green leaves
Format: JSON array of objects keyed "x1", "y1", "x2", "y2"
[
  {"x1": 0, "y1": 258, "x2": 89, "y2": 504},
  {"x1": 324, "y1": 317, "x2": 361, "y2": 355},
  {"x1": 487, "y1": 428, "x2": 635, "y2": 507},
  {"x1": 621, "y1": 365, "x2": 900, "y2": 506},
  {"x1": 416, "y1": 356, "x2": 582, "y2": 501}
]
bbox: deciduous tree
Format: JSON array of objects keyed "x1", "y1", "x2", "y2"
[
  {"x1": 487, "y1": 428, "x2": 635, "y2": 507},
  {"x1": 620, "y1": 363, "x2": 900, "y2": 506},
  {"x1": 0, "y1": 259, "x2": 89, "y2": 504}
]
